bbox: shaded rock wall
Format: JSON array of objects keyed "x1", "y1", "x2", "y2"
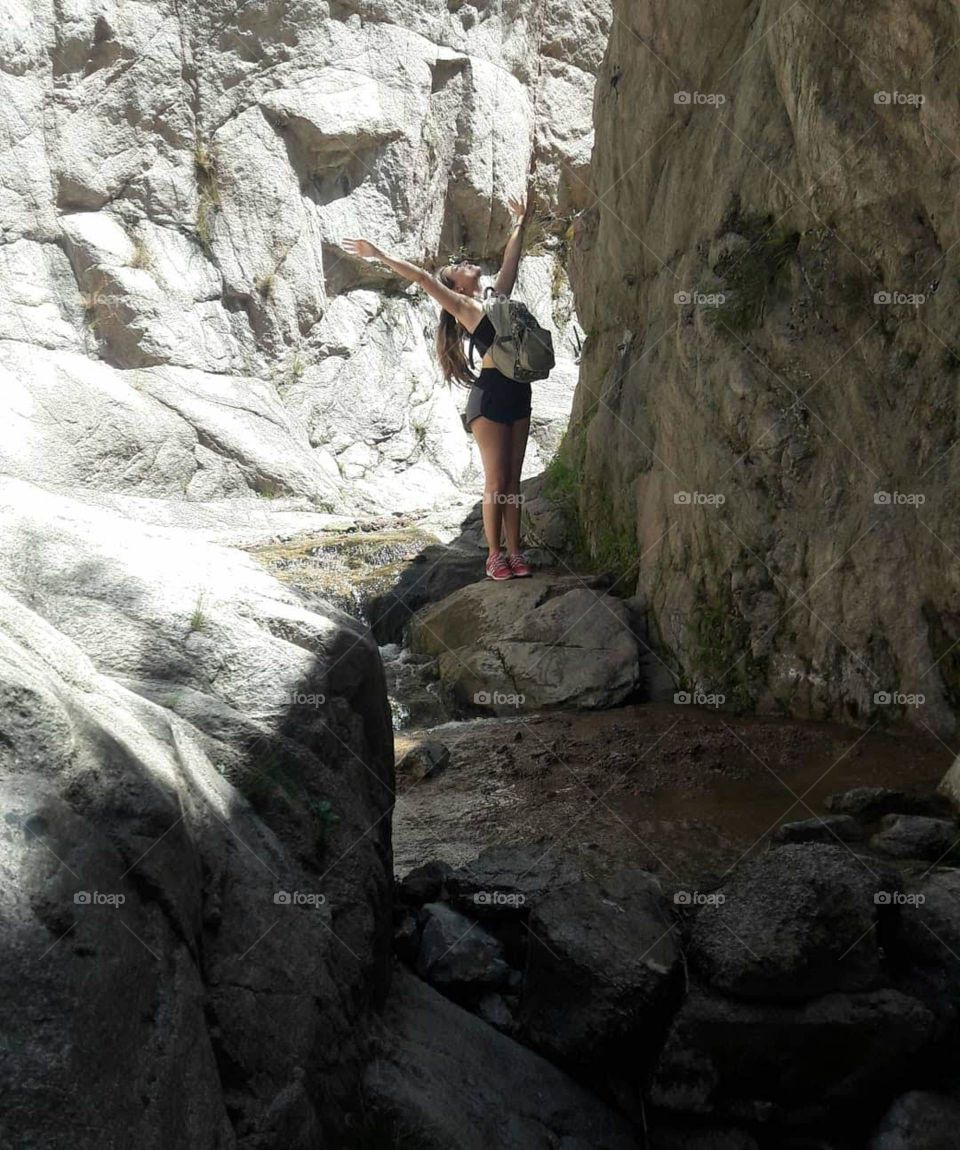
[{"x1": 567, "y1": 0, "x2": 960, "y2": 735}]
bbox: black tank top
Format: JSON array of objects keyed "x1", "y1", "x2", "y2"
[{"x1": 465, "y1": 314, "x2": 496, "y2": 367}]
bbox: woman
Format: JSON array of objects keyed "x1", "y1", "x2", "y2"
[{"x1": 343, "y1": 194, "x2": 534, "y2": 581}]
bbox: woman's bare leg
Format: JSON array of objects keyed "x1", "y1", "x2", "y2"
[
  {"x1": 471, "y1": 416, "x2": 512, "y2": 554},
  {"x1": 503, "y1": 417, "x2": 530, "y2": 553}
]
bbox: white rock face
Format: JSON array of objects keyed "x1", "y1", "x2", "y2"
[
  {"x1": 0, "y1": 3, "x2": 611, "y2": 1143},
  {"x1": 2, "y1": 0, "x2": 610, "y2": 516}
]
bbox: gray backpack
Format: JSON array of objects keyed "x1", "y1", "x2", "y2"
[{"x1": 468, "y1": 288, "x2": 555, "y2": 383}]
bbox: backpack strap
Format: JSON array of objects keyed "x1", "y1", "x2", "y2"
[{"x1": 466, "y1": 288, "x2": 502, "y2": 369}]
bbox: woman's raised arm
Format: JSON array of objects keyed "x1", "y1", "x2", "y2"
[
  {"x1": 492, "y1": 192, "x2": 529, "y2": 296},
  {"x1": 341, "y1": 238, "x2": 481, "y2": 328}
]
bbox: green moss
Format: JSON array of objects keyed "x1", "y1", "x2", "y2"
[
  {"x1": 688, "y1": 580, "x2": 767, "y2": 711},
  {"x1": 708, "y1": 207, "x2": 799, "y2": 337}
]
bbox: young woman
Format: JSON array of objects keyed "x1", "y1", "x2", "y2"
[{"x1": 343, "y1": 195, "x2": 534, "y2": 581}]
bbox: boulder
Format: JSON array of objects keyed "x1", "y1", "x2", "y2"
[
  {"x1": 0, "y1": 481, "x2": 395, "y2": 1148},
  {"x1": 396, "y1": 738, "x2": 451, "y2": 780},
  {"x1": 415, "y1": 902, "x2": 513, "y2": 999},
  {"x1": 826, "y1": 787, "x2": 955, "y2": 822},
  {"x1": 362, "y1": 964, "x2": 640, "y2": 1150},
  {"x1": 519, "y1": 869, "x2": 681, "y2": 1068},
  {"x1": 650, "y1": 986, "x2": 935, "y2": 1121},
  {"x1": 409, "y1": 575, "x2": 642, "y2": 713},
  {"x1": 869, "y1": 815, "x2": 960, "y2": 861},
  {"x1": 688, "y1": 845, "x2": 888, "y2": 1001},
  {"x1": 443, "y1": 841, "x2": 586, "y2": 920},
  {"x1": 772, "y1": 814, "x2": 863, "y2": 844},
  {"x1": 868, "y1": 1089, "x2": 960, "y2": 1150}
]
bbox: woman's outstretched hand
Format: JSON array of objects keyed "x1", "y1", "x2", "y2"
[
  {"x1": 507, "y1": 192, "x2": 530, "y2": 224},
  {"x1": 342, "y1": 237, "x2": 381, "y2": 259}
]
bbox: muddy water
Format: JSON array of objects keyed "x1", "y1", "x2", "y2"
[
  {"x1": 248, "y1": 526, "x2": 956, "y2": 887},
  {"x1": 393, "y1": 704, "x2": 956, "y2": 885}
]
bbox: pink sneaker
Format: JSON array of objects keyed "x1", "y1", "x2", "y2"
[
  {"x1": 506, "y1": 550, "x2": 532, "y2": 577},
  {"x1": 485, "y1": 550, "x2": 514, "y2": 580}
]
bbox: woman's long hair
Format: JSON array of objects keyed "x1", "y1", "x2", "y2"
[{"x1": 435, "y1": 265, "x2": 476, "y2": 387}]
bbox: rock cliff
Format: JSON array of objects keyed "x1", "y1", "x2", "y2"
[
  {"x1": 565, "y1": 0, "x2": 960, "y2": 735},
  {"x1": 0, "y1": 1, "x2": 611, "y2": 1144}
]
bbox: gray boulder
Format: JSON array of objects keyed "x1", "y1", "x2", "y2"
[
  {"x1": 415, "y1": 902, "x2": 513, "y2": 997},
  {"x1": 772, "y1": 814, "x2": 863, "y2": 844},
  {"x1": 362, "y1": 965, "x2": 640, "y2": 1150},
  {"x1": 689, "y1": 844, "x2": 887, "y2": 1001},
  {"x1": 868, "y1": 1090, "x2": 960, "y2": 1150},
  {"x1": 520, "y1": 869, "x2": 681, "y2": 1067},
  {"x1": 870, "y1": 815, "x2": 960, "y2": 861},
  {"x1": 0, "y1": 485, "x2": 395, "y2": 1148},
  {"x1": 396, "y1": 739, "x2": 451, "y2": 781},
  {"x1": 409, "y1": 575, "x2": 642, "y2": 713},
  {"x1": 650, "y1": 987, "x2": 935, "y2": 1120}
]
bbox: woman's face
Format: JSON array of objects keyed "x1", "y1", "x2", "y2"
[{"x1": 446, "y1": 260, "x2": 481, "y2": 294}]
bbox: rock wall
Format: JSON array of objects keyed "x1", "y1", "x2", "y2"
[
  {"x1": 0, "y1": 3, "x2": 613, "y2": 1141},
  {"x1": 2, "y1": 0, "x2": 610, "y2": 515},
  {"x1": 566, "y1": 0, "x2": 960, "y2": 735}
]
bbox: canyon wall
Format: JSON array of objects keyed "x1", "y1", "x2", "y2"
[
  {"x1": 0, "y1": 1, "x2": 609, "y2": 1145},
  {"x1": 566, "y1": 0, "x2": 960, "y2": 736}
]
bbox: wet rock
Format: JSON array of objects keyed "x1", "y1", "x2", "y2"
[
  {"x1": 689, "y1": 845, "x2": 887, "y2": 1002},
  {"x1": 477, "y1": 992, "x2": 516, "y2": 1035},
  {"x1": 824, "y1": 786, "x2": 914, "y2": 821},
  {"x1": 650, "y1": 986, "x2": 935, "y2": 1120},
  {"x1": 772, "y1": 814, "x2": 863, "y2": 844},
  {"x1": 867, "y1": 1089, "x2": 960, "y2": 1149},
  {"x1": 398, "y1": 859, "x2": 455, "y2": 905},
  {"x1": 368, "y1": 545, "x2": 484, "y2": 645},
  {"x1": 869, "y1": 815, "x2": 960, "y2": 861},
  {"x1": 520, "y1": 869, "x2": 681, "y2": 1068},
  {"x1": 885, "y1": 869, "x2": 960, "y2": 1028},
  {"x1": 826, "y1": 787, "x2": 954, "y2": 822},
  {"x1": 444, "y1": 841, "x2": 585, "y2": 919},
  {"x1": 396, "y1": 739, "x2": 450, "y2": 781},
  {"x1": 363, "y1": 965, "x2": 640, "y2": 1150},
  {"x1": 415, "y1": 902, "x2": 513, "y2": 998}
]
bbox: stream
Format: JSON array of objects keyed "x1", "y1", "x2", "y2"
[{"x1": 249, "y1": 521, "x2": 956, "y2": 885}]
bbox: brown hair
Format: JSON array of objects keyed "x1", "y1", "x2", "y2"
[{"x1": 435, "y1": 265, "x2": 476, "y2": 387}]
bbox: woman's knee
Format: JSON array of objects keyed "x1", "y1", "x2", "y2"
[{"x1": 483, "y1": 473, "x2": 511, "y2": 499}]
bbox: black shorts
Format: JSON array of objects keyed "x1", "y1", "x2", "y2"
[{"x1": 463, "y1": 367, "x2": 532, "y2": 432}]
